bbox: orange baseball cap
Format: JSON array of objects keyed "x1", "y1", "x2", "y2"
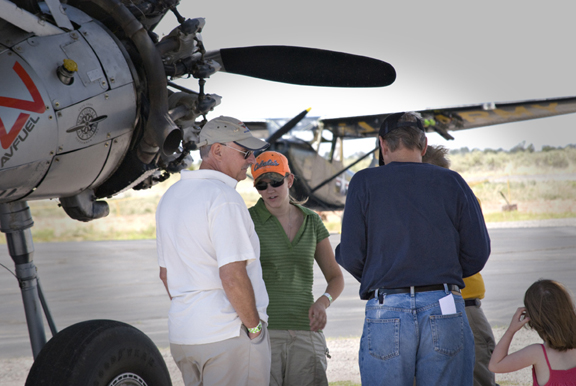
[{"x1": 251, "y1": 151, "x2": 291, "y2": 182}]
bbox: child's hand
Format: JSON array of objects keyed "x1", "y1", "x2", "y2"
[{"x1": 508, "y1": 307, "x2": 530, "y2": 333}]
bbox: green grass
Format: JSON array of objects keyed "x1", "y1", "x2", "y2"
[
  {"x1": 483, "y1": 211, "x2": 576, "y2": 223},
  {"x1": 0, "y1": 191, "x2": 573, "y2": 244},
  {"x1": 471, "y1": 180, "x2": 576, "y2": 204},
  {"x1": 324, "y1": 220, "x2": 343, "y2": 233},
  {"x1": 449, "y1": 147, "x2": 576, "y2": 176}
]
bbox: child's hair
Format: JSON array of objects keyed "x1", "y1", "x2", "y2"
[
  {"x1": 524, "y1": 279, "x2": 576, "y2": 351},
  {"x1": 422, "y1": 145, "x2": 451, "y2": 169}
]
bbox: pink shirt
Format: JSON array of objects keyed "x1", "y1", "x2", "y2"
[{"x1": 532, "y1": 344, "x2": 576, "y2": 386}]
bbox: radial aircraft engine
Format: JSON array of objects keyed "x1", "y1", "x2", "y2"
[{"x1": 0, "y1": 0, "x2": 395, "y2": 384}]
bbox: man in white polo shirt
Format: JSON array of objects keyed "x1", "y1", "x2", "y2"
[{"x1": 156, "y1": 116, "x2": 271, "y2": 386}]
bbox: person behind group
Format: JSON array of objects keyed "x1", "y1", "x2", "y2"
[
  {"x1": 489, "y1": 279, "x2": 576, "y2": 385},
  {"x1": 335, "y1": 112, "x2": 491, "y2": 386},
  {"x1": 156, "y1": 116, "x2": 271, "y2": 386},
  {"x1": 249, "y1": 151, "x2": 345, "y2": 386},
  {"x1": 423, "y1": 145, "x2": 497, "y2": 386}
]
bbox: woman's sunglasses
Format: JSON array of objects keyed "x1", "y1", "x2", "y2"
[{"x1": 255, "y1": 178, "x2": 286, "y2": 191}]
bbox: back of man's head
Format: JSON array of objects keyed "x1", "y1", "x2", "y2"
[
  {"x1": 379, "y1": 112, "x2": 427, "y2": 152},
  {"x1": 378, "y1": 112, "x2": 427, "y2": 165}
]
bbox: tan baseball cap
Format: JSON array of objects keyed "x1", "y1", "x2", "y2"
[{"x1": 198, "y1": 116, "x2": 269, "y2": 151}]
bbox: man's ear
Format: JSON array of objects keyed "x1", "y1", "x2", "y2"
[
  {"x1": 379, "y1": 137, "x2": 389, "y2": 156},
  {"x1": 421, "y1": 138, "x2": 428, "y2": 157},
  {"x1": 211, "y1": 143, "x2": 223, "y2": 160}
]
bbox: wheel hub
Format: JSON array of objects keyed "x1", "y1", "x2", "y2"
[{"x1": 108, "y1": 372, "x2": 148, "y2": 386}]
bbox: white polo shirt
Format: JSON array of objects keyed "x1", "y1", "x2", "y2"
[{"x1": 156, "y1": 169, "x2": 269, "y2": 345}]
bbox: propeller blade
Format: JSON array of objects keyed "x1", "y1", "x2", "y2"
[
  {"x1": 207, "y1": 46, "x2": 396, "y2": 87},
  {"x1": 266, "y1": 108, "x2": 311, "y2": 143}
]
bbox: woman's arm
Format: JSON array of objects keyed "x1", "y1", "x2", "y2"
[
  {"x1": 308, "y1": 238, "x2": 345, "y2": 331},
  {"x1": 489, "y1": 307, "x2": 539, "y2": 373}
]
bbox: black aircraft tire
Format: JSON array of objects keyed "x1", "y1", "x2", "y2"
[{"x1": 25, "y1": 319, "x2": 172, "y2": 386}]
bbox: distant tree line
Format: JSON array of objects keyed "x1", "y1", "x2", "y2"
[
  {"x1": 345, "y1": 143, "x2": 576, "y2": 174},
  {"x1": 449, "y1": 143, "x2": 576, "y2": 155},
  {"x1": 448, "y1": 144, "x2": 576, "y2": 174}
]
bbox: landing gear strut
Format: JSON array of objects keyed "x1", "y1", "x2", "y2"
[
  {"x1": 0, "y1": 201, "x2": 53, "y2": 359},
  {"x1": 0, "y1": 201, "x2": 172, "y2": 385}
]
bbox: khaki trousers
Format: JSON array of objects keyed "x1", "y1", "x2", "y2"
[
  {"x1": 466, "y1": 302, "x2": 497, "y2": 386},
  {"x1": 269, "y1": 329, "x2": 329, "y2": 386},
  {"x1": 170, "y1": 324, "x2": 271, "y2": 386}
]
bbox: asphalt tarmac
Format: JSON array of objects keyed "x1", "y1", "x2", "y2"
[{"x1": 1, "y1": 223, "x2": 575, "y2": 359}]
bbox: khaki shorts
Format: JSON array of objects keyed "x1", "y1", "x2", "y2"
[
  {"x1": 171, "y1": 324, "x2": 271, "y2": 386},
  {"x1": 269, "y1": 329, "x2": 329, "y2": 386}
]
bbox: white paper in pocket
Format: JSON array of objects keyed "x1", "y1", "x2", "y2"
[{"x1": 439, "y1": 293, "x2": 457, "y2": 315}]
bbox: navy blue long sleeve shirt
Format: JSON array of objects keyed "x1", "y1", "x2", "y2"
[{"x1": 335, "y1": 162, "x2": 491, "y2": 300}]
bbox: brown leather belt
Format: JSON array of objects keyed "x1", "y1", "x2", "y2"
[{"x1": 368, "y1": 284, "x2": 460, "y2": 299}]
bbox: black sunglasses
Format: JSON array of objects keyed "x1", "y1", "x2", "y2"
[{"x1": 255, "y1": 178, "x2": 286, "y2": 191}]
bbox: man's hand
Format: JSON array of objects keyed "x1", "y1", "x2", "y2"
[{"x1": 248, "y1": 330, "x2": 262, "y2": 340}]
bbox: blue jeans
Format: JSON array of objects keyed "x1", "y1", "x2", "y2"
[{"x1": 359, "y1": 289, "x2": 474, "y2": 386}]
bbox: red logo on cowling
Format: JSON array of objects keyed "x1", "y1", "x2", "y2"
[{"x1": 0, "y1": 62, "x2": 45, "y2": 149}]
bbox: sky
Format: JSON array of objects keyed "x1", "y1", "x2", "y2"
[{"x1": 156, "y1": 0, "x2": 576, "y2": 152}]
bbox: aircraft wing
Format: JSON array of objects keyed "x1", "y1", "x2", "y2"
[{"x1": 319, "y1": 95, "x2": 576, "y2": 140}]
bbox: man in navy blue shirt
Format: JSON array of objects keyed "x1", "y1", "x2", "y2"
[{"x1": 336, "y1": 112, "x2": 490, "y2": 386}]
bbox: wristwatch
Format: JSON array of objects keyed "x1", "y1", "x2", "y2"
[{"x1": 247, "y1": 320, "x2": 262, "y2": 334}]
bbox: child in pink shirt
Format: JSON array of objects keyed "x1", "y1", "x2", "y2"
[{"x1": 489, "y1": 279, "x2": 576, "y2": 385}]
